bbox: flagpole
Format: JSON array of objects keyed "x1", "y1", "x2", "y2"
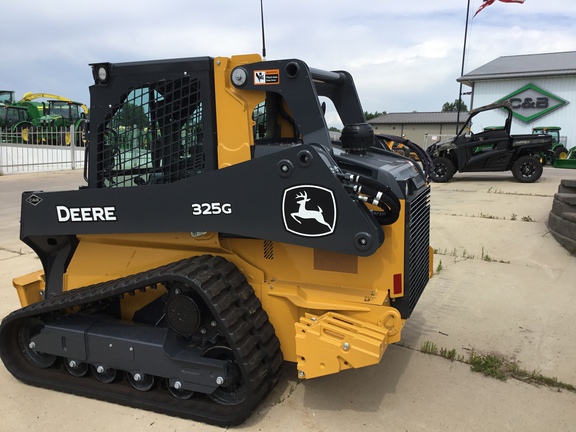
[{"x1": 456, "y1": 0, "x2": 472, "y2": 133}]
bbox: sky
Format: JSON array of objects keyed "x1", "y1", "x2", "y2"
[{"x1": 2, "y1": 0, "x2": 576, "y2": 125}]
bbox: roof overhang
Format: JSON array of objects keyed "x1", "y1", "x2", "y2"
[{"x1": 458, "y1": 70, "x2": 576, "y2": 87}]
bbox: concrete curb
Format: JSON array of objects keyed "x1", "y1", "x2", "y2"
[{"x1": 548, "y1": 178, "x2": 576, "y2": 254}]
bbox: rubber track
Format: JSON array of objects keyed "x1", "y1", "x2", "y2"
[{"x1": 0, "y1": 255, "x2": 283, "y2": 426}]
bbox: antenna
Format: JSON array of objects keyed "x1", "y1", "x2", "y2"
[{"x1": 260, "y1": 0, "x2": 267, "y2": 59}]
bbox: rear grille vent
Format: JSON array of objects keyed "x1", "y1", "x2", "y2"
[{"x1": 394, "y1": 185, "x2": 430, "y2": 318}]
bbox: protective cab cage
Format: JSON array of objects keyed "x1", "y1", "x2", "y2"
[{"x1": 87, "y1": 57, "x2": 368, "y2": 190}]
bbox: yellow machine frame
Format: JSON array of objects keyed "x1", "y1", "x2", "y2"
[{"x1": 13, "y1": 55, "x2": 433, "y2": 380}]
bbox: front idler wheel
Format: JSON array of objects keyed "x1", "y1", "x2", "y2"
[
  {"x1": 18, "y1": 318, "x2": 57, "y2": 368},
  {"x1": 430, "y1": 157, "x2": 456, "y2": 182}
]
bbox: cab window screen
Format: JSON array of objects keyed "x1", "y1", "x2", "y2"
[{"x1": 98, "y1": 76, "x2": 205, "y2": 188}]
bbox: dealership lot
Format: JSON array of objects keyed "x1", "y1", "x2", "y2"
[{"x1": 0, "y1": 167, "x2": 575, "y2": 431}]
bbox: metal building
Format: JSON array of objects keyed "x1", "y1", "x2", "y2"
[
  {"x1": 368, "y1": 51, "x2": 576, "y2": 149},
  {"x1": 458, "y1": 51, "x2": 576, "y2": 149},
  {"x1": 367, "y1": 112, "x2": 464, "y2": 148}
]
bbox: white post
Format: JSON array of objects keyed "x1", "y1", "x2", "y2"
[
  {"x1": 0, "y1": 128, "x2": 4, "y2": 175},
  {"x1": 70, "y1": 125, "x2": 76, "y2": 170}
]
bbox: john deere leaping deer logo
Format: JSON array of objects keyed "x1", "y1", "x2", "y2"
[
  {"x1": 282, "y1": 185, "x2": 336, "y2": 237},
  {"x1": 292, "y1": 191, "x2": 333, "y2": 229}
]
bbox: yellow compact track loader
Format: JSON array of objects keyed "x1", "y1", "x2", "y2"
[{"x1": 0, "y1": 54, "x2": 433, "y2": 426}]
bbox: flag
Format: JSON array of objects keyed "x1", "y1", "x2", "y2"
[{"x1": 474, "y1": 0, "x2": 525, "y2": 18}]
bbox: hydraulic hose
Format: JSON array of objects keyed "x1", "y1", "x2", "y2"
[
  {"x1": 339, "y1": 173, "x2": 401, "y2": 225},
  {"x1": 374, "y1": 134, "x2": 434, "y2": 183}
]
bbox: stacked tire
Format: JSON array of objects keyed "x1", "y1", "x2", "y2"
[{"x1": 548, "y1": 179, "x2": 576, "y2": 254}]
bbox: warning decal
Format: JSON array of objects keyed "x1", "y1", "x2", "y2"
[{"x1": 254, "y1": 69, "x2": 280, "y2": 85}]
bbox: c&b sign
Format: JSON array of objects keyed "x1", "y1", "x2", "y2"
[{"x1": 497, "y1": 84, "x2": 568, "y2": 123}]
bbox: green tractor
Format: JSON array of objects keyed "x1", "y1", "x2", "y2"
[
  {"x1": 16, "y1": 93, "x2": 88, "y2": 145},
  {"x1": 0, "y1": 91, "x2": 35, "y2": 143},
  {"x1": 0, "y1": 90, "x2": 14, "y2": 104},
  {"x1": 532, "y1": 126, "x2": 569, "y2": 164},
  {"x1": 552, "y1": 146, "x2": 576, "y2": 169},
  {"x1": 1, "y1": 91, "x2": 89, "y2": 144},
  {"x1": 27, "y1": 100, "x2": 88, "y2": 144}
]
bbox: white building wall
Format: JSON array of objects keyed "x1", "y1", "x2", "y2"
[
  {"x1": 470, "y1": 76, "x2": 576, "y2": 149},
  {"x1": 372, "y1": 123, "x2": 451, "y2": 144}
]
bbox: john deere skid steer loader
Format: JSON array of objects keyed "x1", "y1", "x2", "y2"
[{"x1": 0, "y1": 54, "x2": 433, "y2": 426}]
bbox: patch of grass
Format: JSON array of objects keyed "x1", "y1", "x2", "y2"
[
  {"x1": 521, "y1": 215, "x2": 534, "y2": 222},
  {"x1": 435, "y1": 259, "x2": 443, "y2": 274},
  {"x1": 507, "y1": 367, "x2": 576, "y2": 391},
  {"x1": 435, "y1": 247, "x2": 511, "y2": 264},
  {"x1": 420, "y1": 341, "x2": 438, "y2": 355},
  {"x1": 469, "y1": 352, "x2": 506, "y2": 380},
  {"x1": 510, "y1": 213, "x2": 517, "y2": 221},
  {"x1": 486, "y1": 188, "x2": 552, "y2": 198},
  {"x1": 480, "y1": 247, "x2": 510, "y2": 263},
  {"x1": 417, "y1": 342, "x2": 576, "y2": 393},
  {"x1": 440, "y1": 347, "x2": 457, "y2": 361},
  {"x1": 478, "y1": 212, "x2": 499, "y2": 220}
]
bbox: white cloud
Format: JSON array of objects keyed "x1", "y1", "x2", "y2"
[{"x1": 1, "y1": 0, "x2": 575, "y2": 117}]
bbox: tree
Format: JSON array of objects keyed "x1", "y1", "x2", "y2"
[
  {"x1": 113, "y1": 103, "x2": 149, "y2": 129},
  {"x1": 441, "y1": 99, "x2": 468, "y2": 113},
  {"x1": 364, "y1": 111, "x2": 386, "y2": 121}
]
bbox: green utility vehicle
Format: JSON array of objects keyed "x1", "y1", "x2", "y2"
[{"x1": 427, "y1": 102, "x2": 553, "y2": 183}]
